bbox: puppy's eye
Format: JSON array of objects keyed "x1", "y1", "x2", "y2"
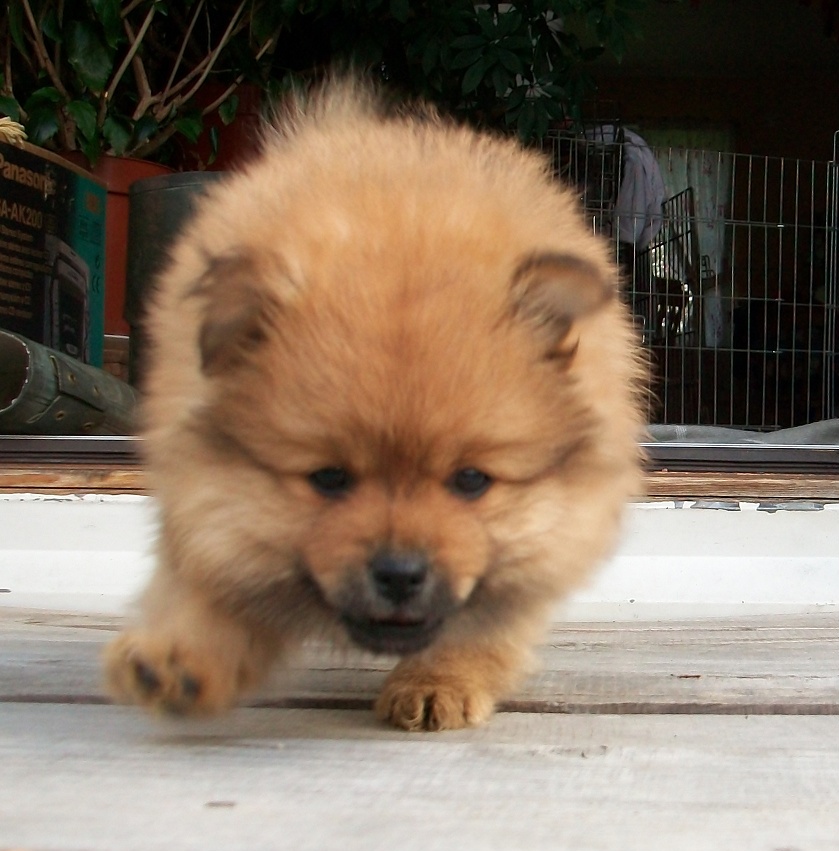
[
  {"x1": 308, "y1": 467, "x2": 354, "y2": 497},
  {"x1": 448, "y1": 468, "x2": 493, "y2": 500}
]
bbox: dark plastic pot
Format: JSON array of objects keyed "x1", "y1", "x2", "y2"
[{"x1": 125, "y1": 171, "x2": 226, "y2": 385}]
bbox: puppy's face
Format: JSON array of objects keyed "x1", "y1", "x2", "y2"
[{"x1": 186, "y1": 239, "x2": 611, "y2": 655}]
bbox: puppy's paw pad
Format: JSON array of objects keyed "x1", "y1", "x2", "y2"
[
  {"x1": 375, "y1": 679, "x2": 494, "y2": 732},
  {"x1": 132, "y1": 658, "x2": 163, "y2": 695},
  {"x1": 104, "y1": 633, "x2": 227, "y2": 716}
]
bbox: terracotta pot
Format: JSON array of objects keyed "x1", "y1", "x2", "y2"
[{"x1": 66, "y1": 153, "x2": 174, "y2": 336}]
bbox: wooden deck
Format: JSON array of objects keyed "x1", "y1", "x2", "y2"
[{"x1": 4, "y1": 606, "x2": 839, "y2": 850}]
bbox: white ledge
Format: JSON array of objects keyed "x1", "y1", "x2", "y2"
[{"x1": 1, "y1": 495, "x2": 838, "y2": 619}]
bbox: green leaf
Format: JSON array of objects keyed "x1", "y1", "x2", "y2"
[
  {"x1": 218, "y1": 94, "x2": 239, "y2": 126},
  {"x1": 90, "y1": 0, "x2": 124, "y2": 49},
  {"x1": 497, "y1": 47, "x2": 525, "y2": 76},
  {"x1": 174, "y1": 115, "x2": 203, "y2": 144},
  {"x1": 65, "y1": 100, "x2": 98, "y2": 142},
  {"x1": 461, "y1": 58, "x2": 488, "y2": 94},
  {"x1": 505, "y1": 85, "x2": 527, "y2": 111},
  {"x1": 24, "y1": 87, "x2": 62, "y2": 108},
  {"x1": 42, "y1": 6, "x2": 62, "y2": 44},
  {"x1": 540, "y1": 83, "x2": 566, "y2": 99},
  {"x1": 503, "y1": 35, "x2": 537, "y2": 51},
  {"x1": 544, "y1": 97, "x2": 567, "y2": 121},
  {"x1": 7, "y1": 0, "x2": 27, "y2": 55},
  {"x1": 556, "y1": 30, "x2": 580, "y2": 51},
  {"x1": 438, "y1": 43, "x2": 455, "y2": 73},
  {"x1": 0, "y1": 96, "x2": 21, "y2": 121},
  {"x1": 132, "y1": 115, "x2": 159, "y2": 146},
  {"x1": 451, "y1": 46, "x2": 486, "y2": 69},
  {"x1": 25, "y1": 104, "x2": 61, "y2": 146},
  {"x1": 103, "y1": 115, "x2": 132, "y2": 155},
  {"x1": 449, "y1": 34, "x2": 487, "y2": 50},
  {"x1": 81, "y1": 136, "x2": 102, "y2": 167},
  {"x1": 491, "y1": 64, "x2": 511, "y2": 96},
  {"x1": 65, "y1": 21, "x2": 114, "y2": 93},
  {"x1": 494, "y1": 10, "x2": 522, "y2": 39},
  {"x1": 475, "y1": 7, "x2": 497, "y2": 39}
]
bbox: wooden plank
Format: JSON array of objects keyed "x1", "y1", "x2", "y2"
[
  {"x1": 3, "y1": 608, "x2": 838, "y2": 714},
  {"x1": 5, "y1": 608, "x2": 839, "y2": 849},
  {"x1": 0, "y1": 464, "x2": 146, "y2": 493},
  {"x1": 4, "y1": 464, "x2": 839, "y2": 499},
  {"x1": 3, "y1": 703, "x2": 839, "y2": 850},
  {"x1": 645, "y1": 470, "x2": 839, "y2": 500}
]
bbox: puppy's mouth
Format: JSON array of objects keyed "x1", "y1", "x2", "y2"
[{"x1": 340, "y1": 613, "x2": 444, "y2": 655}]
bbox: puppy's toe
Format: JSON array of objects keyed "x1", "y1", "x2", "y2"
[
  {"x1": 104, "y1": 632, "x2": 236, "y2": 716},
  {"x1": 375, "y1": 673, "x2": 495, "y2": 732}
]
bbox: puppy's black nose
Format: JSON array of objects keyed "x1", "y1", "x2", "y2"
[{"x1": 369, "y1": 550, "x2": 429, "y2": 604}]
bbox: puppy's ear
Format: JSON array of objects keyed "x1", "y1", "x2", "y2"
[
  {"x1": 190, "y1": 254, "x2": 285, "y2": 376},
  {"x1": 511, "y1": 252, "x2": 613, "y2": 357}
]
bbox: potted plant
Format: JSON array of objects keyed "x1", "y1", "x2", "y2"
[
  {"x1": 1, "y1": 0, "x2": 282, "y2": 165},
  {"x1": 1, "y1": 0, "x2": 282, "y2": 334}
]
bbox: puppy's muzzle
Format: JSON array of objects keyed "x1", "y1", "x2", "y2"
[{"x1": 339, "y1": 549, "x2": 455, "y2": 655}]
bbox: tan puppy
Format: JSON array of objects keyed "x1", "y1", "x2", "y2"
[{"x1": 105, "y1": 82, "x2": 646, "y2": 731}]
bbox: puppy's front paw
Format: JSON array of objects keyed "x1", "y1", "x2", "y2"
[
  {"x1": 375, "y1": 663, "x2": 496, "y2": 731},
  {"x1": 104, "y1": 631, "x2": 241, "y2": 716}
]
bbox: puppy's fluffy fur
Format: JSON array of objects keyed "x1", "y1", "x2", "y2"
[{"x1": 105, "y1": 82, "x2": 646, "y2": 731}]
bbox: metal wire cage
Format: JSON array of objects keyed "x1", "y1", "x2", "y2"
[{"x1": 545, "y1": 128, "x2": 839, "y2": 430}]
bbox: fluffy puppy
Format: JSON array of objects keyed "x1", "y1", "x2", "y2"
[{"x1": 105, "y1": 82, "x2": 646, "y2": 731}]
